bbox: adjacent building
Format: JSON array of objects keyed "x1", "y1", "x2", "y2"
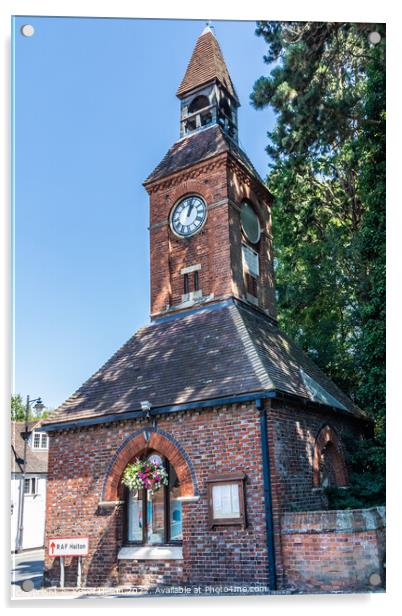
[
  {"x1": 11, "y1": 422, "x2": 49, "y2": 551},
  {"x1": 41, "y1": 26, "x2": 369, "y2": 590}
]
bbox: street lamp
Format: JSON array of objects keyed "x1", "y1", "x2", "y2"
[{"x1": 15, "y1": 395, "x2": 45, "y2": 553}]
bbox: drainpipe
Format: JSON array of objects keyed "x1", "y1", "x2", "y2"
[{"x1": 256, "y1": 398, "x2": 277, "y2": 591}]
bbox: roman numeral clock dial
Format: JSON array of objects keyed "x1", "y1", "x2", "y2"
[{"x1": 170, "y1": 195, "x2": 207, "y2": 238}]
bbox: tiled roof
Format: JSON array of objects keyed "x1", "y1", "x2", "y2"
[
  {"x1": 144, "y1": 124, "x2": 264, "y2": 185},
  {"x1": 176, "y1": 29, "x2": 239, "y2": 101},
  {"x1": 42, "y1": 301, "x2": 364, "y2": 427},
  {"x1": 11, "y1": 422, "x2": 48, "y2": 474}
]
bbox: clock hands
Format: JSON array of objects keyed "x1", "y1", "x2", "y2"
[{"x1": 187, "y1": 198, "x2": 195, "y2": 218}]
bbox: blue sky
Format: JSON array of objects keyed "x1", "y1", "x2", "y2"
[{"x1": 13, "y1": 16, "x2": 276, "y2": 409}]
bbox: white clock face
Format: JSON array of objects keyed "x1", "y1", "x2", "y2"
[{"x1": 170, "y1": 196, "x2": 207, "y2": 238}]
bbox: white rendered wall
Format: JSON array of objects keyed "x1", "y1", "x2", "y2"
[{"x1": 11, "y1": 474, "x2": 47, "y2": 551}]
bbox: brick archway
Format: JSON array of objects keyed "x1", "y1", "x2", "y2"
[
  {"x1": 102, "y1": 428, "x2": 198, "y2": 501},
  {"x1": 168, "y1": 178, "x2": 214, "y2": 208},
  {"x1": 313, "y1": 424, "x2": 348, "y2": 487}
]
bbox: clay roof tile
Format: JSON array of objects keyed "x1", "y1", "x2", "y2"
[{"x1": 176, "y1": 29, "x2": 239, "y2": 102}]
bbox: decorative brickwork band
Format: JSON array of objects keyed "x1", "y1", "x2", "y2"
[
  {"x1": 312, "y1": 424, "x2": 348, "y2": 487},
  {"x1": 102, "y1": 427, "x2": 199, "y2": 501}
]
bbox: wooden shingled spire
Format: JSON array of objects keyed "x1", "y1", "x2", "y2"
[{"x1": 176, "y1": 25, "x2": 239, "y2": 103}]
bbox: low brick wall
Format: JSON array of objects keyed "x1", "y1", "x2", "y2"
[{"x1": 280, "y1": 507, "x2": 385, "y2": 592}]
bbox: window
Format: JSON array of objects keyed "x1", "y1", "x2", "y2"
[
  {"x1": 207, "y1": 473, "x2": 246, "y2": 529},
  {"x1": 313, "y1": 425, "x2": 348, "y2": 488},
  {"x1": 32, "y1": 431, "x2": 48, "y2": 449},
  {"x1": 319, "y1": 443, "x2": 339, "y2": 488},
  {"x1": 245, "y1": 272, "x2": 258, "y2": 297},
  {"x1": 193, "y1": 270, "x2": 199, "y2": 292},
  {"x1": 125, "y1": 453, "x2": 182, "y2": 545},
  {"x1": 183, "y1": 273, "x2": 189, "y2": 295},
  {"x1": 24, "y1": 477, "x2": 38, "y2": 495}
]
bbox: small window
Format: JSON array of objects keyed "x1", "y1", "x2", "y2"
[
  {"x1": 245, "y1": 272, "x2": 258, "y2": 297},
  {"x1": 32, "y1": 431, "x2": 48, "y2": 449},
  {"x1": 207, "y1": 473, "x2": 246, "y2": 529},
  {"x1": 24, "y1": 478, "x2": 37, "y2": 495},
  {"x1": 183, "y1": 273, "x2": 190, "y2": 295},
  {"x1": 193, "y1": 270, "x2": 199, "y2": 291}
]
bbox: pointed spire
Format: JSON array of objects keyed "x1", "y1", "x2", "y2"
[{"x1": 176, "y1": 25, "x2": 239, "y2": 103}]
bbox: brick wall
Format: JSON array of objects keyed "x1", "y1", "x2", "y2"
[
  {"x1": 44, "y1": 398, "x2": 369, "y2": 591},
  {"x1": 44, "y1": 403, "x2": 270, "y2": 588},
  {"x1": 146, "y1": 154, "x2": 275, "y2": 319},
  {"x1": 280, "y1": 507, "x2": 386, "y2": 592},
  {"x1": 269, "y1": 401, "x2": 363, "y2": 513},
  {"x1": 265, "y1": 400, "x2": 364, "y2": 586}
]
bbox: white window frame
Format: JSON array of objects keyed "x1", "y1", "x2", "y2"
[
  {"x1": 31, "y1": 430, "x2": 48, "y2": 450},
  {"x1": 24, "y1": 477, "x2": 38, "y2": 496}
]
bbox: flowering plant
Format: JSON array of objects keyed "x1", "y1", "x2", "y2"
[{"x1": 121, "y1": 458, "x2": 168, "y2": 494}]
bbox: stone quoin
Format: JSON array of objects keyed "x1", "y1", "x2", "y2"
[{"x1": 41, "y1": 24, "x2": 372, "y2": 592}]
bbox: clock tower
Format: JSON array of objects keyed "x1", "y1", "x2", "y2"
[
  {"x1": 144, "y1": 25, "x2": 277, "y2": 321},
  {"x1": 43, "y1": 23, "x2": 369, "y2": 594}
]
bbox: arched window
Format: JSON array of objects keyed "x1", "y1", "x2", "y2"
[
  {"x1": 125, "y1": 452, "x2": 182, "y2": 545},
  {"x1": 319, "y1": 442, "x2": 341, "y2": 487},
  {"x1": 313, "y1": 425, "x2": 348, "y2": 488}
]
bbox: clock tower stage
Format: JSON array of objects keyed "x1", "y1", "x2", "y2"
[{"x1": 42, "y1": 25, "x2": 368, "y2": 592}]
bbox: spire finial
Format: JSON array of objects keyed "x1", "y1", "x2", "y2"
[{"x1": 202, "y1": 21, "x2": 215, "y2": 36}]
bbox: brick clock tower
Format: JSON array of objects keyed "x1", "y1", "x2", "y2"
[
  {"x1": 144, "y1": 24, "x2": 276, "y2": 322},
  {"x1": 42, "y1": 25, "x2": 368, "y2": 593}
]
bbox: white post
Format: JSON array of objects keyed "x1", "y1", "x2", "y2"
[
  {"x1": 77, "y1": 556, "x2": 82, "y2": 588},
  {"x1": 60, "y1": 556, "x2": 65, "y2": 589}
]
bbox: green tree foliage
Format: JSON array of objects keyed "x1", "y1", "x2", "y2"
[
  {"x1": 11, "y1": 394, "x2": 25, "y2": 421},
  {"x1": 251, "y1": 22, "x2": 385, "y2": 508}
]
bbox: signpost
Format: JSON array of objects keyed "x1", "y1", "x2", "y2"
[{"x1": 48, "y1": 537, "x2": 89, "y2": 588}]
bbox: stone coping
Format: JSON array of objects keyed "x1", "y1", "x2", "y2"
[{"x1": 281, "y1": 506, "x2": 386, "y2": 534}]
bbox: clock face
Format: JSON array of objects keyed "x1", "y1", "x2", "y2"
[
  {"x1": 170, "y1": 196, "x2": 207, "y2": 238},
  {"x1": 240, "y1": 201, "x2": 261, "y2": 244}
]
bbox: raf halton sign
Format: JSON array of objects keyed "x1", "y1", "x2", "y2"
[{"x1": 48, "y1": 537, "x2": 89, "y2": 557}]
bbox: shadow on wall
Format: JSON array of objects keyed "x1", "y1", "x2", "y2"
[{"x1": 44, "y1": 506, "x2": 123, "y2": 588}]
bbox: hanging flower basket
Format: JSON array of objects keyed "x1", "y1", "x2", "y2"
[{"x1": 122, "y1": 458, "x2": 168, "y2": 494}]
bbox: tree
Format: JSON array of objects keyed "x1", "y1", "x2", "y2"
[
  {"x1": 251, "y1": 22, "x2": 385, "y2": 508},
  {"x1": 11, "y1": 394, "x2": 25, "y2": 421}
]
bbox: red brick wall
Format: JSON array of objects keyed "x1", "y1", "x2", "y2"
[
  {"x1": 44, "y1": 404, "x2": 270, "y2": 588},
  {"x1": 265, "y1": 400, "x2": 364, "y2": 586},
  {"x1": 268, "y1": 401, "x2": 362, "y2": 513},
  {"x1": 146, "y1": 154, "x2": 276, "y2": 319},
  {"x1": 280, "y1": 508, "x2": 386, "y2": 591},
  {"x1": 44, "y1": 398, "x2": 367, "y2": 590}
]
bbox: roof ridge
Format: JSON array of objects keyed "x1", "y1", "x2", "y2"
[{"x1": 229, "y1": 304, "x2": 274, "y2": 391}]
